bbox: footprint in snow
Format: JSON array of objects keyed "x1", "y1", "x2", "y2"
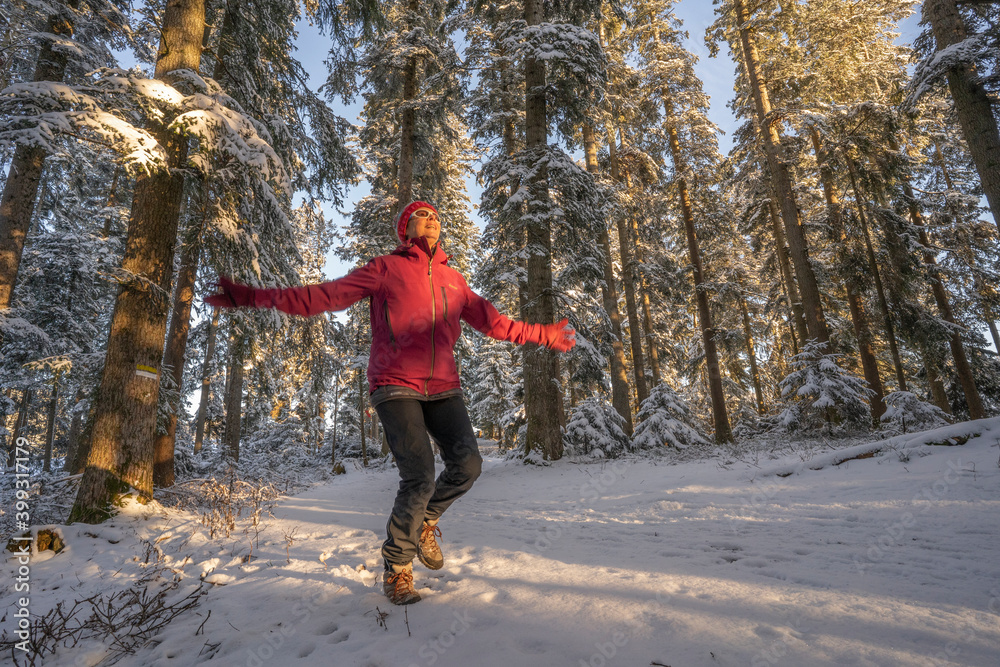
[
  {"x1": 326, "y1": 630, "x2": 351, "y2": 644},
  {"x1": 316, "y1": 621, "x2": 339, "y2": 636}
]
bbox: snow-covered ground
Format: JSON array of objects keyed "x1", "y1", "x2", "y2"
[{"x1": 4, "y1": 419, "x2": 1000, "y2": 667}]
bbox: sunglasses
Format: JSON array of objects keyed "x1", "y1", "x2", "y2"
[{"x1": 412, "y1": 209, "x2": 437, "y2": 219}]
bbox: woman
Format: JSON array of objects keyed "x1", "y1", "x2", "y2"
[{"x1": 206, "y1": 201, "x2": 575, "y2": 605}]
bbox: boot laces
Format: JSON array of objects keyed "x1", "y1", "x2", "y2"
[
  {"x1": 421, "y1": 523, "x2": 442, "y2": 543},
  {"x1": 388, "y1": 568, "x2": 414, "y2": 592}
]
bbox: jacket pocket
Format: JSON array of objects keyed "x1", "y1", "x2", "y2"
[
  {"x1": 383, "y1": 302, "x2": 398, "y2": 349},
  {"x1": 441, "y1": 287, "x2": 449, "y2": 321}
]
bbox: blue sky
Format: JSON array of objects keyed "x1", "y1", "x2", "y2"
[{"x1": 294, "y1": 2, "x2": 924, "y2": 279}]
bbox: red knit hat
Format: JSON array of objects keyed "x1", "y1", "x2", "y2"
[{"x1": 396, "y1": 201, "x2": 437, "y2": 243}]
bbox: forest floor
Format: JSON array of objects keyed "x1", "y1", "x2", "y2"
[{"x1": 4, "y1": 418, "x2": 1000, "y2": 667}]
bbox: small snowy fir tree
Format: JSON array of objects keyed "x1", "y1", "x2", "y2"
[
  {"x1": 632, "y1": 383, "x2": 711, "y2": 450},
  {"x1": 777, "y1": 341, "x2": 874, "y2": 432},
  {"x1": 880, "y1": 391, "x2": 951, "y2": 434},
  {"x1": 563, "y1": 397, "x2": 631, "y2": 458}
]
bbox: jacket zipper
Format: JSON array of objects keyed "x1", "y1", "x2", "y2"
[
  {"x1": 425, "y1": 255, "x2": 435, "y2": 396},
  {"x1": 384, "y1": 302, "x2": 397, "y2": 350},
  {"x1": 441, "y1": 286, "x2": 448, "y2": 321}
]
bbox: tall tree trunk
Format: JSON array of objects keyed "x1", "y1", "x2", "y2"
[
  {"x1": 582, "y1": 122, "x2": 633, "y2": 434},
  {"x1": 0, "y1": 6, "x2": 78, "y2": 309},
  {"x1": 223, "y1": 323, "x2": 244, "y2": 462},
  {"x1": 71, "y1": 0, "x2": 206, "y2": 522},
  {"x1": 923, "y1": 0, "x2": 1000, "y2": 230},
  {"x1": 63, "y1": 387, "x2": 85, "y2": 472},
  {"x1": 923, "y1": 345, "x2": 953, "y2": 414},
  {"x1": 843, "y1": 155, "x2": 908, "y2": 392},
  {"x1": 194, "y1": 306, "x2": 220, "y2": 454},
  {"x1": 734, "y1": 0, "x2": 830, "y2": 345},
  {"x1": 359, "y1": 370, "x2": 368, "y2": 467},
  {"x1": 608, "y1": 130, "x2": 649, "y2": 405},
  {"x1": 665, "y1": 95, "x2": 732, "y2": 442},
  {"x1": 396, "y1": 0, "x2": 420, "y2": 213},
  {"x1": 43, "y1": 377, "x2": 59, "y2": 472},
  {"x1": 155, "y1": 0, "x2": 239, "y2": 475},
  {"x1": 638, "y1": 247, "x2": 662, "y2": 388},
  {"x1": 522, "y1": 0, "x2": 563, "y2": 460},
  {"x1": 811, "y1": 131, "x2": 885, "y2": 421},
  {"x1": 739, "y1": 294, "x2": 766, "y2": 415},
  {"x1": 7, "y1": 389, "x2": 34, "y2": 467},
  {"x1": 891, "y1": 139, "x2": 986, "y2": 419},
  {"x1": 767, "y1": 198, "x2": 808, "y2": 347},
  {"x1": 913, "y1": 217, "x2": 985, "y2": 419},
  {"x1": 102, "y1": 166, "x2": 123, "y2": 237},
  {"x1": 153, "y1": 192, "x2": 208, "y2": 486},
  {"x1": 984, "y1": 304, "x2": 1000, "y2": 353},
  {"x1": 331, "y1": 373, "x2": 340, "y2": 467},
  {"x1": 68, "y1": 398, "x2": 97, "y2": 475},
  {"x1": 932, "y1": 138, "x2": 1000, "y2": 352},
  {"x1": 315, "y1": 397, "x2": 325, "y2": 454}
]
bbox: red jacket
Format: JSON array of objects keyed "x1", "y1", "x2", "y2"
[{"x1": 249, "y1": 238, "x2": 552, "y2": 395}]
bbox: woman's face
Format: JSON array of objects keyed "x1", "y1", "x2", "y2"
[{"x1": 407, "y1": 208, "x2": 440, "y2": 246}]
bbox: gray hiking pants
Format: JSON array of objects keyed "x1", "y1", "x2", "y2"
[{"x1": 374, "y1": 394, "x2": 483, "y2": 568}]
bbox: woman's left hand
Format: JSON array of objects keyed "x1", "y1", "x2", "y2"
[{"x1": 540, "y1": 318, "x2": 576, "y2": 352}]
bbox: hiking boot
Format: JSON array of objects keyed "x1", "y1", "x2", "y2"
[
  {"x1": 418, "y1": 520, "x2": 444, "y2": 570},
  {"x1": 384, "y1": 562, "x2": 421, "y2": 605}
]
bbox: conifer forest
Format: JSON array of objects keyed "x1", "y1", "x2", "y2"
[{"x1": 2, "y1": 0, "x2": 1000, "y2": 524}]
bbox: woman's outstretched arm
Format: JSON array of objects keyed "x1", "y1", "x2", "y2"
[
  {"x1": 460, "y1": 286, "x2": 575, "y2": 353},
  {"x1": 206, "y1": 261, "x2": 383, "y2": 317}
]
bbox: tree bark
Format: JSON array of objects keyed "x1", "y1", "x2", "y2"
[
  {"x1": 763, "y1": 198, "x2": 808, "y2": 350},
  {"x1": 739, "y1": 294, "x2": 766, "y2": 415},
  {"x1": 638, "y1": 243, "x2": 663, "y2": 388},
  {"x1": 843, "y1": 154, "x2": 908, "y2": 392},
  {"x1": 68, "y1": 397, "x2": 96, "y2": 475},
  {"x1": 923, "y1": 0, "x2": 1000, "y2": 230},
  {"x1": 331, "y1": 371, "x2": 340, "y2": 467},
  {"x1": 359, "y1": 370, "x2": 368, "y2": 466},
  {"x1": 7, "y1": 389, "x2": 33, "y2": 468},
  {"x1": 44, "y1": 377, "x2": 58, "y2": 472},
  {"x1": 665, "y1": 96, "x2": 732, "y2": 442},
  {"x1": 734, "y1": 0, "x2": 830, "y2": 345},
  {"x1": 932, "y1": 138, "x2": 1000, "y2": 352},
  {"x1": 0, "y1": 6, "x2": 77, "y2": 308},
  {"x1": 582, "y1": 122, "x2": 633, "y2": 434},
  {"x1": 396, "y1": 0, "x2": 420, "y2": 213},
  {"x1": 892, "y1": 139, "x2": 986, "y2": 419},
  {"x1": 985, "y1": 305, "x2": 1000, "y2": 353},
  {"x1": 608, "y1": 129, "x2": 649, "y2": 406},
  {"x1": 811, "y1": 131, "x2": 885, "y2": 421},
  {"x1": 63, "y1": 387, "x2": 85, "y2": 472},
  {"x1": 923, "y1": 345, "x2": 953, "y2": 414},
  {"x1": 223, "y1": 323, "x2": 244, "y2": 462},
  {"x1": 155, "y1": 0, "x2": 238, "y2": 476},
  {"x1": 914, "y1": 221, "x2": 985, "y2": 419},
  {"x1": 522, "y1": 0, "x2": 563, "y2": 460},
  {"x1": 70, "y1": 0, "x2": 206, "y2": 522},
  {"x1": 193, "y1": 306, "x2": 220, "y2": 454},
  {"x1": 153, "y1": 194, "x2": 208, "y2": 486}
]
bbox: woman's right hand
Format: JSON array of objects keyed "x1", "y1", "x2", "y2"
[{"x1": 205, "y1": 276, "x2": 255, "y2": 309}]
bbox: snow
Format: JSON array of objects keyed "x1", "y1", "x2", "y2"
[
  {"x1": 906, "y1": 34, "x2": 990, "y2": 107},
  {"x1": 4, "y1": 420, "x2": 1000, "y2": 666}
]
